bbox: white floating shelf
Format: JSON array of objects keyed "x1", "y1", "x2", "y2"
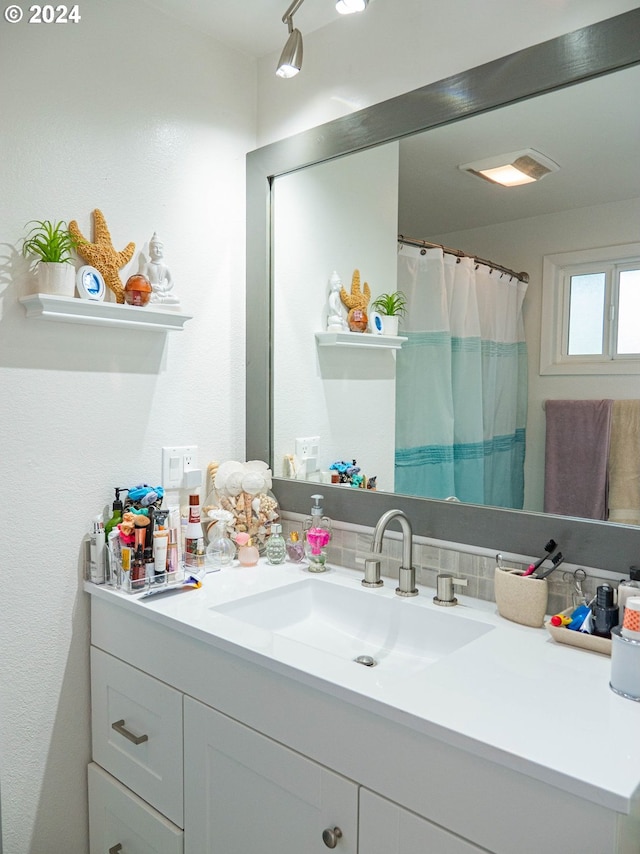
[
  {"x1": 316, "y1": 331, "x2": 407, "y2": 350},
  {"x1": 19, "y1": 293, "x2": 192, "y2": 332}
]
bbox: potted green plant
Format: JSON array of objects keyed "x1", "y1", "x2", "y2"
[
  {"x1": 370, "y1": 290, "x2": 407, "y2": 335},
  {"x1": 22, "y1": 219, "x2": 80, "y2": 296}
]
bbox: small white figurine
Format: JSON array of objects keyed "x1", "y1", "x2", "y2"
[
  {"x1": 138, "y1": 233, "x2": 181, "y2": 309},
  {"x1": 326, "y1": 270, "x2": 348, "y2": 332}
]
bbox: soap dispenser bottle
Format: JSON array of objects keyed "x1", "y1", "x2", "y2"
[
  {"x1": 104, "y1": 487, "x2": 126, "y2": 540},
  {"x1": 303, "y1": 494, "x2": 331, "y2": 572}
]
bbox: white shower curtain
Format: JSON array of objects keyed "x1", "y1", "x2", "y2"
[{"x1": 395, "y1": 245, "x2": 528, "y2": 508}]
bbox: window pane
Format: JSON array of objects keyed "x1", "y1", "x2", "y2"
[
  {"x1": 617, "y1": 269, "x2": 640, "y2": 354},
  {"x1": 567, "y1": 272, "x2": 605, "y2": 355}
]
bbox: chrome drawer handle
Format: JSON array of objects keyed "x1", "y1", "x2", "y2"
[
  {"x1": 111, "y1": 719, "x2": 149, "y2": 745},
  {"x1": 109, "y1": 845, "x2": 123, "y2": 854}
]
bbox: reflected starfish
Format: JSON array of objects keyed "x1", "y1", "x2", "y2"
[{"x1": 69, "y1": 209, "x2": 135, "y2": 304}]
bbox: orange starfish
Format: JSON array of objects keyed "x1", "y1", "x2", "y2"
[
  {"x1": 340, "y1": 268, "x2": 371, "y2": 312},
  {"x1": 69, "y1": 209, "x2": 135, "y2": 303}
]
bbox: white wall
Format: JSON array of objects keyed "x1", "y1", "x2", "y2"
[
  {"x1": 428, "y1": 197, "x2": 640, "y2": 513},
  {"x1": 273, "y1": 143, "x2": 399, "y2": 491},
  {"x1": 0, "y1": 2, "x2": 256, "y2": 850},
  {"x1": 256, "y1": 0, "x2": 640, "y2": 145}
]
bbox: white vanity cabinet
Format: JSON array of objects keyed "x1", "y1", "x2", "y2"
[
  {"x1": 89, "y1": 647, "x2": 185, "y2": 853},
  {"x1": 88, "y1": 763, "x2": 183, "y2": 854},
  {"x1": 87, "y1": 589, "x2": 640, "y2": 854},
  {"x1": 183, "y1": 697, "x2": 358, "y2": 853}
]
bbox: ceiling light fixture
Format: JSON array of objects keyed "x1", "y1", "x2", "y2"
[
  {"x1": 459, "y1": 148, "x2": 560, "y2": 187},
  {"x1": 276, "y1": 0, "x2": 306, "y2": 78},
  {"x1": 276, "y1": 0, "x2": 369, "y2": 78},
  {"x1": 336, "y1": 0, "x2": 368, "y2": 13}
]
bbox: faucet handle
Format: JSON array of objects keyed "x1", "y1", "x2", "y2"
[
  {"x1": 433, "y1": 573, "x2": 467, "y2": 606},
  {"x1": 362, "y1": 557, "x2": 383, "y2": 588}
]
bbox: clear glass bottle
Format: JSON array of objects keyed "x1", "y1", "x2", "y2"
[
  {"x1": 266, "y1": 523, "x2": 286, "y2": 565},
  {"x1": 205, "y1": 521, "x2": 236, "y2": 570},
  {"x1": 286, "y1": 530, "x2": 306, "y2": 563},
  {"x1": 235, "y1": 532, "x2": 259, "y2": 566},
  {"x1": 303, "y1": 494, "x2": 331, "y2": 572}
]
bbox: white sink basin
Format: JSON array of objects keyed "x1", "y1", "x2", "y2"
[{"x1": 211, "y1": 578, "x2": 493, "y2": 672}]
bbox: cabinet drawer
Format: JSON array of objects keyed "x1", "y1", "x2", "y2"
[
  {"x1": 89, "y1": 763, "x2": 183, "y2": 854},
  {"x1": 360, "y1": 789, "x2": 484, "y2": 853},
  {"x1": 91, "y1": 647, "x2": 184, "y2": 827}
]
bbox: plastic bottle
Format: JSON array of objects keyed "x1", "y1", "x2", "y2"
[
  {"x1": 303, "y1": 494, "x2": 331, "y2": 572},
  {"x1": 266, "y1": 523, "x2": 286, "y2": 565},
  {"x1": 104, "y1": 487, "x2": 126, "y2": 540},
  {"x1": 592, "y1": 584, "x2": 619, "y2": 638},
  {"x1": 184, "y1": 494, "x2": 203, "y2": 567},
  {"x1": 617, "y1": 566, "x2": 640, "y2": 625},
  {"x1": 89, "y1": 515, "x2": 105, "y2": 584}
]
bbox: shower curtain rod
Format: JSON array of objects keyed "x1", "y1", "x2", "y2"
[{"x1": 397, "y1": 235, "x2": 530, "y2": 284}]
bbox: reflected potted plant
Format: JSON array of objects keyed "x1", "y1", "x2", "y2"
[
  {"x1": 370, "y1": 290, "x2": 407, "y2": 336},
  {"x1": 22, "y1": 219, "x2": 81, "y2": 296}
]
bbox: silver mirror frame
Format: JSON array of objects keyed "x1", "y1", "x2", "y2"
[{"x1": 247, "y1": 9, "x2": 640, "y2": 573}]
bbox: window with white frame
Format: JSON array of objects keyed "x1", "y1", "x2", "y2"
[{"x1": 540, "y1": 243, "x2": 640, "y2": 375}]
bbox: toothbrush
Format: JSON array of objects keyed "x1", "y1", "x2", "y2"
[
  {"x1": 535, "y1": 552, "x2": 565, "y2": 580},
  {"x1": 522, "y1": 539, "x2": 558, "y2": 576}
]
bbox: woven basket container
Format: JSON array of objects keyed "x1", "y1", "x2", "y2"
[{"x1": 494, "y1": 567, "x2": 548, "y2": 628}]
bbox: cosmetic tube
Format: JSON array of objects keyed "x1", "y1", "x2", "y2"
[
  {"x1": 107, "y1": 528, "x2": 122, "y2": 587},
  {"x1": 131, "y1": 545, "x2": 145, "y2": 590},
  {"x1": 89, "y1": 516, "x2": 105, "y2": 584},
  {"x1": 153, "y1": 530, "x2": 168, "y2": 582},
  {"x1": 166, "y1": 529, "x2": 179, "y2": 580}
]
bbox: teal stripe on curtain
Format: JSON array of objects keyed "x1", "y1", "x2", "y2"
[{"x1": 395, "y1": 429, "x2": 526, "y2": 504}]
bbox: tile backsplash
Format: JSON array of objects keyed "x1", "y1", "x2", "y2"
[{"x1": 280, "y1": 512, "x2": 619, "y2": 616}]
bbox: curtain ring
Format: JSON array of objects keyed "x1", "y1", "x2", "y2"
[{"x1": 420, "y1": 248, "x2": 426, "y2": 255}]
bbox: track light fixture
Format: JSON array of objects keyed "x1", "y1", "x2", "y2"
[
  {"x1": 276, "y1": 0, "x2": 368, "y2": 78},
  {"x1": 276, "y1": 0, "x2": 306, "y2": 78}
]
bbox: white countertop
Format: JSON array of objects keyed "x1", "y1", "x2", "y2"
[{"x1": 86, "y1": 559, "x2": 640, "y2": 815}]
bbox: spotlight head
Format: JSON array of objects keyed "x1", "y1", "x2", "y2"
[
  {"x1": 336, "y1": 0, "x2": 368, "y2": 14},
  {"x1": 276, "y1": 26, "x2": 303, "y2": 78}
]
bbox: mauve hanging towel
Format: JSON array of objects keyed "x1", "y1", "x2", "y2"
[{"x1": 544, "y1": 399, "x2": 613, "y2": 520}]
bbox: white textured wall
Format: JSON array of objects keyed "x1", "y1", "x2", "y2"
[
  {"x1": 273, "y1": 143, "x2": 399, "y2": 491},
  {"x1": 256, "y1": 0, "x2": 640, "y2": 145},
  {"x1": 0, "y1": 2, "x2": 255, "y2": 850}
]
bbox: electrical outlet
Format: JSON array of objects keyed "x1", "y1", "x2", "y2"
[
  {"x1": 162, "y1": 445, "x2": 198, "y2": 489},
  {"x1": 295, "y1": 436, "x2": 320, "y2": 460}
]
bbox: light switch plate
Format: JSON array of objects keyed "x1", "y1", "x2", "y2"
[{"x1": 162, "y1": 445, "x2": 197, "y2": 489}]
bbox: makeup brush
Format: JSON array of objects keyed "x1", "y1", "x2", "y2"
[{"x1": 522, "y1": 539, "x2": 558, "y2": 576}]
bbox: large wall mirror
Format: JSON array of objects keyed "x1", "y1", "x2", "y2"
[{"x1": 247, "y1": 9, "x2": 640, "y2": 572}]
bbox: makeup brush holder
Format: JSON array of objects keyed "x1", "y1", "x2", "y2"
[
  {"x1": 494, "y1": 567, "x2": 548, "y2": 628},
  {"x1": 610, "y1": 626, "x2": 640, "y2": 701}
]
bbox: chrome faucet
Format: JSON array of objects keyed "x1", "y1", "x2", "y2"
[{"x1": 362, "y1": 509, "x2": 418, "y2": 597}]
